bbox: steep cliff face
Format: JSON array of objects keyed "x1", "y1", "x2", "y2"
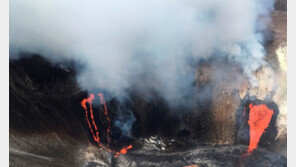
[
  {"x1": 189, "y1": 2, "x2": 287, "y2": 147},
  {"x1": 9, "y1": 55, "x2": 108, "y2": 166},
  {"x1": 10, "y1": 55, "x2": 85, "y2": 136},
  {"x1": 9, "y1": 49, "x2": 286, "y2": 167}
]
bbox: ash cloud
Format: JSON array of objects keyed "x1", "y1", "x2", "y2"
[{"x1": 10, "y1": 0, "x2": 275, "y2": 108}]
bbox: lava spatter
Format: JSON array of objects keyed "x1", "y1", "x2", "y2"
[
  {"x1": 81, "y1": 93, "x2": 133, "y2": 157},
  {"x1": 247, "y1": 103, "x2": 274, "y2": 153}
]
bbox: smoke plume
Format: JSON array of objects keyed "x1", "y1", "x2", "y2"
[{"x1": 10, "y1": 0, "x2": 275, "y2": 108}]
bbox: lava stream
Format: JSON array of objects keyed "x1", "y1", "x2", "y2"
[
  {"x1": 98, "y1": 93, "x2": 111, "y2": 145},
  {"x1": 247, "y1": 103, "x2": 274, "y2": 153},
  {"x1": 81, "y1": 93, "x2": 133, "y2": 157}
]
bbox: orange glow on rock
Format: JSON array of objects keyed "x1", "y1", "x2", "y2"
[
  {"x1": 98, "y1": 93, "x2": 111, "y2": 145},
  {"x1": 114, "y1": 145, "x2": 133, "y2": 157},
  {"x1": 81, "y1": 93, "x2": 133, "y2": 157},
  {"x1": 247, "y1": 103, "x2": 274, "y2": 153}
]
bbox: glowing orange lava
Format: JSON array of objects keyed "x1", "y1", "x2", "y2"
[
  {"x1": 247, "y1": 103, "x2": 274, "y2": 153},
  {"x1": 81, "y1": 93, "x2": 133, "y2": 157},
  {"x1": 98, "y1": 93, "x2": 111, "y2": 145},
  {"x1": 114, "y1": 145, "x2": 133, "y2": 157}
]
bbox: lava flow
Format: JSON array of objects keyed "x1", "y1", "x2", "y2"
[
  {"x1": 247, "y1": 103, "x2": 274, "y2": 153},
  {"x1": 81, "y1": 93, "x2": 133, "y2": 157}
]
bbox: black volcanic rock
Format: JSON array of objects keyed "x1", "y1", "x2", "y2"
[
  {"x1": 9, "y1": 55, "x2": 286, "y2": 166},
  {"x1": 10, "y1": 55, "x2": 86, "y2": 137}
]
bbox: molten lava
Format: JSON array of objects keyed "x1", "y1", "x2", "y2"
[
  {"x1": 81, "y1": 93, "x2": 133, "y2": 157},
  {"x1": 98, "y1": 93, "x2": 111, "y2": 145},
  {"x1": 247, "y1": 103, "x2": 274, "y2": 153},
  {"x1": 114, "y1": 145, "x2": 133, "y2": 157}
]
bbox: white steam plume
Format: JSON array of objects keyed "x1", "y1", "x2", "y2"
[{"x1": 10, "y1": 0, "x2": 274, "y2": 107}]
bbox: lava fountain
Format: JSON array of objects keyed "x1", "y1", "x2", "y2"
[{"x1": 247, "y1": 103, "x2": 274, "y2": 153}]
